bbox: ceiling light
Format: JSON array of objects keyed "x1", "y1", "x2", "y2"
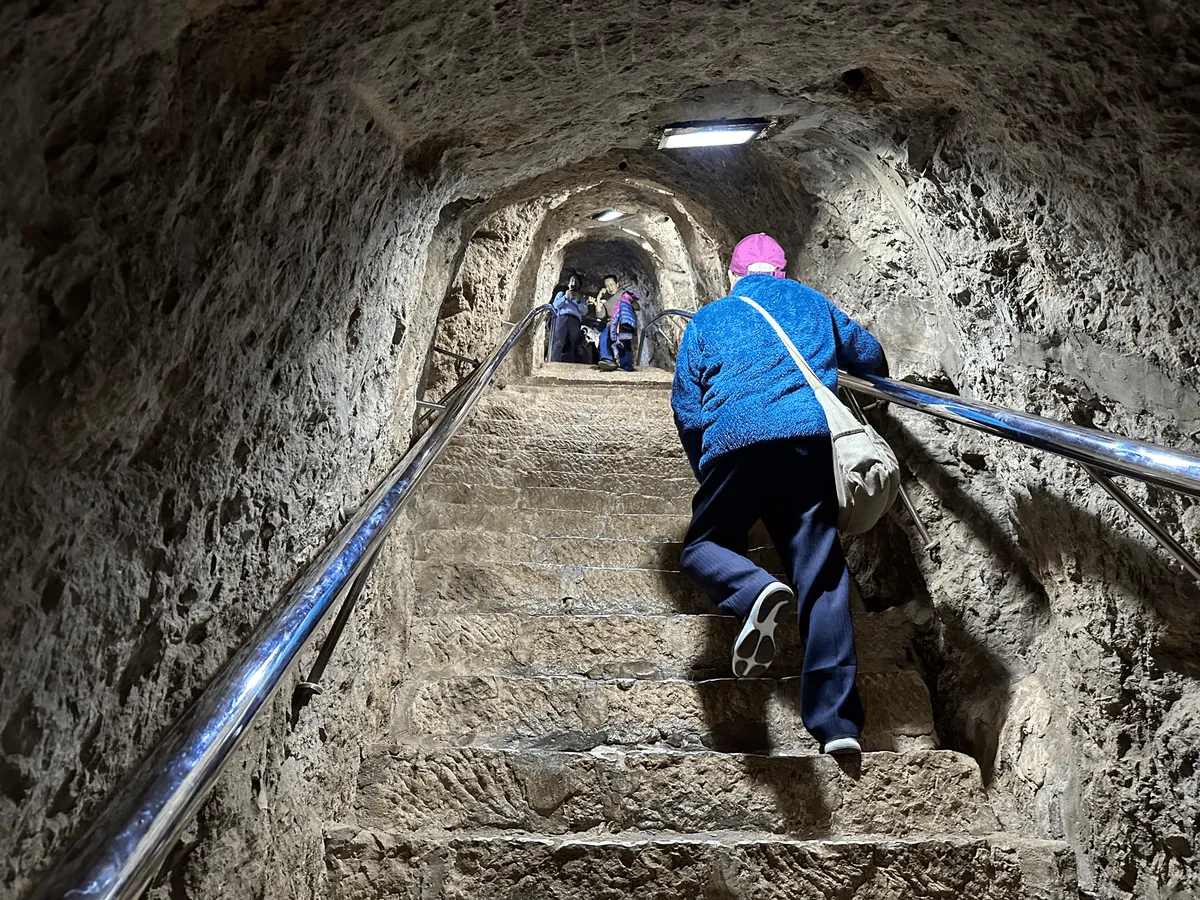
[
  {"x1": 658, "y1": 119, "x2": 770, "y2": 150},
  {"x1": 620, "y1": 227, "x2": 642, "y2": 237},
  {"x1": 595, "y1": 209, "x2": 625, "y2": 222}
]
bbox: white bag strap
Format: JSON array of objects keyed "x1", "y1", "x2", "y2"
[{"x1": 738, "y1": 296, "x2": 830, "y2": 397}]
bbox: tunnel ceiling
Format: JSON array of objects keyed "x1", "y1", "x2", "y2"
[{"x1": 329, "y1": 3, "x2": 1199, "y2": 217}]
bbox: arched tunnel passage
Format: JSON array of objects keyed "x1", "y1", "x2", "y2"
[
  {"x1": 4, "y1": 4, "x2": 1200, "y2": 900},
  {"x1": 558, "y1": 238, "x2": 660, "y2": 312},
  {"x1": 555, "y1": 236, "x2": 675, "y2": 368}
]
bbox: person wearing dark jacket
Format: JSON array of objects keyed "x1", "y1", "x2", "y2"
[{"x1": 671, "y1": 233, "x2": 887, "y2": 756}]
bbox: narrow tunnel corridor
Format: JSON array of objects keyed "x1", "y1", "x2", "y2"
[{"x1": 3, "y1": 2, "x2": 1200, "y2": 898}]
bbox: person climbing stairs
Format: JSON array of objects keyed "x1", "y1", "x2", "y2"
[{"x1": 322, "y1": 363, "x2": 1077, "y2": 899}]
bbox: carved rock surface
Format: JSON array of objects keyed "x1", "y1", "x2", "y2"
[
  {"x1": 325, "y1": 830, "x2": 1077, "y2": 900},
  {"x1": 6, "y1": 0, "x2": 1198, "y2": 893}
]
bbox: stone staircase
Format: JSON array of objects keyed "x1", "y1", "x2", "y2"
[{"x1": 323, "y1": 363, "x2": 1077, "y2": 899}]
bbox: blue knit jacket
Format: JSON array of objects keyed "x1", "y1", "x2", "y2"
[{"x1": 671, "y1": 275, "x2": 885, "y2": 479}]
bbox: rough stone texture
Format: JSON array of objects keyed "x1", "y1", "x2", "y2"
[
  {"x1": 5, "y1": 0, "x2": 1200, "y2": 896},
  {"x1": 345, "y1": 372, "x2": 1079, "y2": 899},
  {"x1": 324, "y1": 830, "x2": 1078, "y2": 900},
  {"x1": 0, "y1": 9, "x2": 452, "y2": 896},
  {"x1": 399, "y1": 672, "x2": 937, "y2": 754},
  {"x1": 405, "y1": 609, "x2": 915, "y2": 678},
  {"x1": 354, "y1": 745, "x2": 996, "y2": 836}
]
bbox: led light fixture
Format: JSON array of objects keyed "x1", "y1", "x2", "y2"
[
  {"x1": 595, "y1": 209, "x2": 625, "y2": 222},
  {"x1": 658, "y1": 119, "x2": 770, "y2": 150},
  {"x1": 620, "y1": 227, "x2": 642, "y2": 237}
]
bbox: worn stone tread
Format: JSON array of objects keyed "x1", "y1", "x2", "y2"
[
  {"x1": 425, "y1": 469, "x2": 695, "y2": 498},
  {"x1": 354, "y1": 744, "x2": 996, "y2": 836},
  {"x1": 397, "y1": 671, "x2": 936, "y2": 754},
  {"x1": 414, "y1": 528, "x2": 785, "y2": 569},
  {"x1": 421, "y1": 481, "x2": 693, "y2": 515},
  {"x1": 471, "y1": 394, "x2": 675, "y2": 424},
  {"x1": 407, "y1": 611, "x2": 914, "y2": 678},
  {"x1": 324, "y1": 828, "x2": 1077, "y2": 900},
  {"x1": 432, "y1": 445, "x2": 695, "y2": 482},
  {"x1": 417, "y1": 529, "x2": 693, "y2": 568},
  {"x1": 412, "y1": 559, "x2": 713, "y2": 614},
  {"x1": 409, "y1": 500, "x2": 705, "y2": 543},
  {"x1": 436, "y1": 431, "x2": 693, "y2": 461},
  {"x1": 513, "y1": 363, "x2": 676, "y2": 386}
]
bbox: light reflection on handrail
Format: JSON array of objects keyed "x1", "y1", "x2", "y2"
[{"x1": 839, "y1": 373, "x2": 1200, "y2": 499}]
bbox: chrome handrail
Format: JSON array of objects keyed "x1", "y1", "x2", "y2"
[
  {"x1": 637, "y1": 308, "x2": 695, "y2": 365},
  {"x1": 31, "y1": 304, "x2": 557, "y2": 900},
  {"x1": 839, "y1": 374, "x2": 1200, "y2": 498},
  {"x1": 839, "y1": 373, "x2": 1200, "y2": 577}
]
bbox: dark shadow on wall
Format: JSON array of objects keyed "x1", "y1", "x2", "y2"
[
  {"x1": 881, "y1": 412, "x2": 1200, "y2": 782},
  {"x1": 870, "y1": 417, "x2": 1039, "y2": 784},
  {"x1": 1012, "y1": 484, "x2": 1200, "y2": 681},
  {"x1": 885, "y1": 413, "x2": 1200, "y2": 671}
]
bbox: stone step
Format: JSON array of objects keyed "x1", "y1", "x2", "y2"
[
  {"x1": 453, "y1": 420, "x2": 680, "y2": 450},
  {"x1": 419, "y1": 482, "x2": 692, "y2": 515},
  {"x1": 353, "y1": 744, "x2": 995, "y2": 836},
  {"x1": 324, "y1": 828, "x2": 1077, "y2": 900},
  {"x1": 433, "y1": 444, "x2": 695, "y2": 481},
  {"x1": 397, "y1": 671, "x2": 936, "y2": 754},
  {"x1": 517, "y1": 363, "x2": 676, "y2": 386},
  {"x1": 411, "y1": 559, "x2": 712, "y2": 615},
  {"x1": 407, "y1": 611, "x2": 914, "y2": 678},
  {"x1": 483, "y1": 393, "x2": 674, "y2": 415},
  {"x1": 424, "y1": 469, "x2": 695, "y2": 500},
  {"x1": 439, "y1": 430, "x2": 690, "y2": 461},
  {"x1": 474, "y1": 390, "x2": 675, "y2": 422},
  {"x1": 414, "y1": 529, "x2": 777, "y2": 570},
  {"x1": 408, "y1": 501, "x2": 693, "y2": 545}
]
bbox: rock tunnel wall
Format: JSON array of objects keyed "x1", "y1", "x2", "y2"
[
  {"x1": 3, "y1": 1, "x2": 1200, "y2": 898},
  {"x1": 789, "y1": 117, "x2": 1200, "y2": 898}
]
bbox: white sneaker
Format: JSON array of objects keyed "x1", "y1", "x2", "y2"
[
  {"x1": 731, "y1": 581, "x2": 794, "y2": 678},
  {"x1": 823, "y1": 736, "x2": 862, "y2": 755}
]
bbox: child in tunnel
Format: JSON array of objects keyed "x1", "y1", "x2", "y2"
[{"x1": 671, "y1": 233, "x2": 889, "y2": 757}]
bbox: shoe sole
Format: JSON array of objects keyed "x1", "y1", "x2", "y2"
[
  {"x1": 823, "y1": 737, "x2": 862, "y2": 755},
  {"x1": 731, "y1": 585, "x2": 792, "y2": 678}
]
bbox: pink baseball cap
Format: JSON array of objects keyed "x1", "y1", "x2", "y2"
[{"x1": 729, "y1": 233, "x2": 787, "y2": 278}]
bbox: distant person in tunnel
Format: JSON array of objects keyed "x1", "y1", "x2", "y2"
[
  {"x1": 671, "y1": 233, "x2": 889, "y2": 757},
  {"x1": 597, "y1": 276, "x2": 640, "y2": 372},
  {"x1": 550, "y1": 272, "x2": 588, "y2": 363}
]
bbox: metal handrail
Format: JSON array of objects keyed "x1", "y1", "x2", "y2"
[
  {"x1": 840, "y1": 372, "x2": 1200, "y2": 580},
  {"x1": 31, "y1": 304, "x2": 557, "y2": 900},
  {"x1": 637, "y1": 308, "x2": 695, "y2": 365},
  {"x1": 839, "y1": 374, "x2": 1200, "y2": 499}
]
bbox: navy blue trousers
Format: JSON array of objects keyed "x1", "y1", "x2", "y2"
[
  {"x1": 552, "y1": 315, "x2": 584, "y2": 363},
  {"x1": 679, "y1": 438, "x2": 864, "y2": 744}
]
